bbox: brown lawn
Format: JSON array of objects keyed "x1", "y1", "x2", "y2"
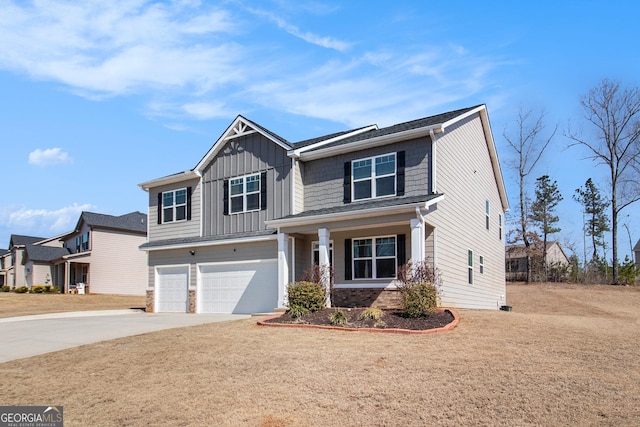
[
  {"x1": 1, "y1": 283, "x2": 639, "y2": 426},
  {"x1": 0, "y1": 293, "x2": 146, "y2": 318}
]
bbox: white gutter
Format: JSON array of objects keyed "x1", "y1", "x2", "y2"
[
  {"x1": 140, "y1": 234, "x2": 277, "y2": 252},
  {"x1": 293, "y1": 125, "x2": 443, "y2": 161},
  {"x1": 265, "y1": 195, "x2": 445, "y2": 229},
  {"x1": 288, "y1": 125, "x2": 378, "y2": 158},
  {"x1": 138, "y1": 170, "x2": 200, "y2": 191}
]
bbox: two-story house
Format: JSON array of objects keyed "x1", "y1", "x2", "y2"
[
  {"x1": 4, "y1": 212, "x2": 147, "y2": 295},
  {"x1": 140, "y1": 105, "x2": 509, "y2": 314}
]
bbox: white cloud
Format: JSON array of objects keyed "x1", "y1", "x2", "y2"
[
  {"x1": 0, "y1": 1, "x2": 241, "y2": 97},
  {"x1": 28, "y1": 148, "x2": 73, "y2": 166},
  {"x1": 182, "y1": 102, "x2": 229, "y2": 120},
  {"x1": 2, "y1": 203, "x2": 95, "y2": 235},
  {"x1": 246, "y1": 7, "x2": 352, "y2": 52}
]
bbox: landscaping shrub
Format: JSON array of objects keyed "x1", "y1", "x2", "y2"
[
  {"x1": 31, "y1": 285, "x2": 47, "y2": 293},
  {"x1": 1, "y1": 285, "x2": 10, "y2": 292},
  {"x1": 398, "y1": 282, "x2": 439, "y2": 317},
  {"x1": 329, "y1": 309, "x2": 348, "y2": 326},
  {"x1": 359, "y1": 307, "x2": 383, "y2": 321},
  {"x1": 618, "y1": 256, "x2": 638, "y2": 286},
  {"x1": 286, "y1": 281, "x2": 326, "y2": 316},
  {"x1": 48, "y1": 286, "x2": 60, "y2": 293},
  {"x1": 14, "y1": 286, "x2": 29, "y2": 294},
  {"x1": 397, "y1": 258, "x2": 441, "y2": 318}
]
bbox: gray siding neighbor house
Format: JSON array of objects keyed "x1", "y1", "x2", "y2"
[{"x1": 139, "y1": 105, "x2": 509, "y2": 314}]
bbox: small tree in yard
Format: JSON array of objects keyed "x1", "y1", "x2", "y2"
[
  {"x1": 529, "y1": 175, "x2": 563, "y2": 279},
  {"x1": 574, "y1": 178, "x2": 610, "y2": 265},
  {"x1": 397, "y1": 259, "x2": 441, "y2": 317}
]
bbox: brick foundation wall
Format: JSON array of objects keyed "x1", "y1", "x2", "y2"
[
  {"x1": 146, "y1": 290, "x2": 154, "y2": 313},
  {"x1": 332, "y1": 288, "x2": 402, "y2": 309}
]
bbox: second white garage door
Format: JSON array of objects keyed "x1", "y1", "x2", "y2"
[{"x1": 198, "y1": 259, "x2": 278, "y2": 314}]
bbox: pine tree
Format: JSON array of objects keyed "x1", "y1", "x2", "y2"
[
  {"x1": 573, "y1": 178, "x2": 610, "y2": 263},
  {"x1": 530, "y1": 175, "x2": 563, "y2": 278}
]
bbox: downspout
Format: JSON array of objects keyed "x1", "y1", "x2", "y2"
[{"x1": 429, "y1": 129, "x2": 438, "y2": 194}]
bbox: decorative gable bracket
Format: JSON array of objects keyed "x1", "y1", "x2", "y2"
[{"x1": 224, "y1": 120, "x2": 257, "y2": 141}]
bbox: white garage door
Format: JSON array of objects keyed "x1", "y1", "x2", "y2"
[
  {"x1": 156, "y1": 266, "x2": 189, "y2": 313},
  {"x1": 198, "y1": 259, "x2": 277, "y2": 314}
]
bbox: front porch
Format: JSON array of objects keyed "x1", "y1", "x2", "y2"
[{"x1": 267, "y1": 196, "x2": 442, "y2": 309}]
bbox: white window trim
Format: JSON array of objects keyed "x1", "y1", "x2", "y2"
[
  {"x1": 229, "y1": 173, "x2": 261, "y2": 214},
  {"x1": 311, "y1": 241, "x2": 334, "y2": 265},
  {"x1": 352, "y1": 153, "x2": 396, "y2": 201},
  {"x1": 162, "y1": 188, "x2": 188, "y2": 224},
  {"x1": 352, "y1": 235, "x2": 397, "y2": 280},
  {"x1": 479, "y1": 255, "x2": 484, "y2": 275}
]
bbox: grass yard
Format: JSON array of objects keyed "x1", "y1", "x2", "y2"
[
  {"x1": 0, "y1": 292, "x2": 146, "y2": 318},
  {"x1": 1, "y1": 283, "x2": 639, "y2": 426}
]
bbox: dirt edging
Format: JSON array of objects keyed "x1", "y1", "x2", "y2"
[{"x1": 257, "y1": 308, "x2": 459, "y2": 335}]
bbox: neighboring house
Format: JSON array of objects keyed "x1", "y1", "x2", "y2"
[
  {"x1": 5, "y1": 235, "x2": 47, "y2": 289},
  {"x1": 634, "y1": 239, "x2": 640, "y2": 269},
  {"x1": 5, "y1": 211, "x2": 148, "y2": 295},
  {"x1": 140, "y1": 104, "x2": 509, "y2": 314},
  {"x1": 505, "y1": 241, "x2": 571, "y2": 281},
  {"x1": 0, "y1": 248, "x2": 9, "y2": 287}
]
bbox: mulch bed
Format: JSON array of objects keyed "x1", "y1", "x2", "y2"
[{"x1": 263, "y1": 307, "x2": 455, "y2": 331}]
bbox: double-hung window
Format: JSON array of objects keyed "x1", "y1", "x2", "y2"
[
  {"x1": 162, "y1": 188, "x2": 187, "y2": 223},
  {"x1": 230, "y1": 173, "x2": 261, "y2": 214},
  {"x1": 485, "y1": 200, "x2": 490, "y2": 230},
  {"x1": 353, "y1": 236, "x2": 397, "y2": 279},
  {"x1": 352, "y1": 153, "x2": 396, "y2": 201},
  {"x1": 312, "y1": 241, "x2": 334, "y2": 266}
]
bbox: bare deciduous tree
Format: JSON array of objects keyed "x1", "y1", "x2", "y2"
[
  {"x1": 504, "y1": 107, "x2": 557, "y2": 282},
  {"x1": 567, "y1": 79, "x2": 640, "y2": 285}
]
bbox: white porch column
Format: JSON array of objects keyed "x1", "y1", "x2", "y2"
[
  {"x1": 410, "y1": 218, "x2": 425, "y2": 263},
  {"x1": 318, "y1": 227, "x2": 331, "y2": 307},
  {"x1": 277, "y1": 232, "x2": 289, "y2": 309},
  {"x1": 64, "y1": 261, "x2": 70, "y2": 294}
]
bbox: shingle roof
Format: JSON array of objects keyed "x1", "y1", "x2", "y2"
[
  {"x1": 291, "y1": 105, "x2": 481, "y2": 152},
  {"x1": 274, "y1": 194, "x2": 443, "y2": 221},
  {"x1": 24, "y1": 245, "x2": 70, "y2": 262},
  {"x1": 10, "y1": 234, "x2": 47, "y2": 247},
  {"x1": 80, "y1": 211, "x2": 147, "y2": 233}
]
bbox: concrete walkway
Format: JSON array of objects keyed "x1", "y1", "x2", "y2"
[{"x1": 0, "y1": 310, "x2": 250, "y2": 363}]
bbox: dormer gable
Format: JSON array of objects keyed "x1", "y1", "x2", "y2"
[{"x1": 194, "y1": 115, "x2": 291, "y2": 174}]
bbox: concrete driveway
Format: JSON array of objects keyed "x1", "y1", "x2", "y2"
[{"x1": 0, "y1": 310, "x2": 250, "y2": 363}]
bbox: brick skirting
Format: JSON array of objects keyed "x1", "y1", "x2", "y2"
[
  {"x1": 332, "y1": 287, "x2": 402, "y2": 309},
  {"x1": 146, "y1": 290, "x2": 154, "y2": 313}
]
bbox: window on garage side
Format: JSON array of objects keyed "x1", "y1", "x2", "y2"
[
  {"x1": 468, "y1": 249, "x2": 474, "y2": 285},
  {"x1": 159, "y1": 187, "x2": 191, "y2": 224}
]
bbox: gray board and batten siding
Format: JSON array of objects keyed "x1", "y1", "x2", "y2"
[{"x1": 201, "y1": 133, "x2": 292, "y2": 237}]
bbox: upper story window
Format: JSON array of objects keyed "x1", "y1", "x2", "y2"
[
  {"x1": 75, "y1": 232, "x2": 90, "y2": 253},
  {"x1": 230, "y1": 174, "x2": 260, "y2": 214},
  {"x1": 352, "y1": 153, "x2": 397, "y2": 201},
  {"x1": 223, "y1": 172, "x2": 267, "y2": 215},
  {"x1": 163, "y1": 188, "x2": 187, "y2": 223},
  {"x1": 498, "y1": 214, "x2": 503, "y2": 240},
  {"x1": 468, "y1": 249, "x2": 474, "y2": 285},
  {"x1": 157, "y1": 187, "x2": 192, "y2": 225}
]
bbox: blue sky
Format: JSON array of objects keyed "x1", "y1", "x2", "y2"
[{"x1": 0, "y1": 0, "x2": 638, "y2": 262}]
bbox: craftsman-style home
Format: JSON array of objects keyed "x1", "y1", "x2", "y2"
[{"x1": 139, "y1": 105, "x2": 509, "y2": 313}]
